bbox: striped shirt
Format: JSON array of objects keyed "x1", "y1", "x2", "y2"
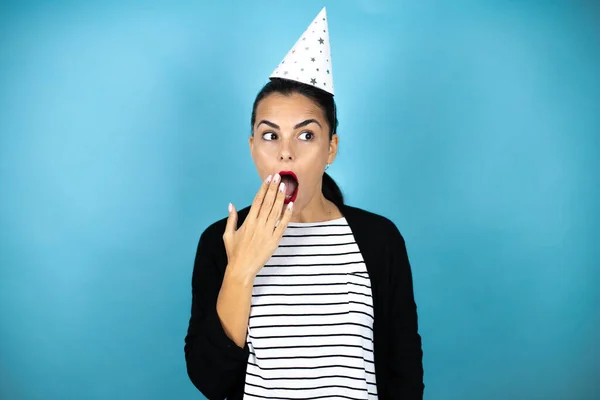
[{"x1": 243, "y1": 217, "x2": 378, "y2": 400}]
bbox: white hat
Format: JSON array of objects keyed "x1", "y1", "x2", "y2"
[{"x1": 269, "y1": 7, "x2": 334, "y2": 95}]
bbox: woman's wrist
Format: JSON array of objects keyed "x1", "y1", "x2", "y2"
[{"x1": 223, "y1": 264, "x2": 255, "y2": 289}]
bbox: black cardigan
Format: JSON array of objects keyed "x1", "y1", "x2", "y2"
[{"x1": 184, "y1": 203, "x2": 424, "y2": 399}]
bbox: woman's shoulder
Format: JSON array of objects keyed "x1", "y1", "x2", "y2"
[
  {"x1": 340, "y1": 203, "x2": 403, "y2": 236},
  {"x1": 198, "y1": 206, "x2": 253, "y2": 241},
  {"x1": 198, "y1": 203, "x2": 404, "y2": 244},
  {"x1": 340, "y1": 204, "x2": 410, "y2": 276}
]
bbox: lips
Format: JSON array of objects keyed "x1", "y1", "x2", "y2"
[{"x1": 279, "y1": 170, "x2": 299, "y2": 204}]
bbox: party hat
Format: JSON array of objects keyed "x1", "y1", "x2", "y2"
[{"x1": 269, "y1": 7, "x2": 334, "y2": 95}]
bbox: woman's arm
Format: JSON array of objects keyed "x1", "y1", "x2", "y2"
[
  {"x1": 184, "y1": 227, "x2": 249, "y2": 400},
  {"x1": 386, "y1": 221, "x2": 425, "y2": 399},
  {"x1": 216, "y1": 266, "x2": 254, "y2": 348}
]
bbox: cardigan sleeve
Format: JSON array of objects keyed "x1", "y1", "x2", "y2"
[
  {"x1": 184, "y1": 227, "x2": 249, "y2": 399},
  {"x1": 386, "y1": 220, "x2": 425, "y2": 398}
]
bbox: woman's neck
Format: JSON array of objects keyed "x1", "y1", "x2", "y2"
[{"x1": 287, "y1": 194, "x2": 343, "y2": 223}]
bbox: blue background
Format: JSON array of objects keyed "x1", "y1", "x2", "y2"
[{"x1": 1, "y1": 1, "x2": 598, "y2": 399}]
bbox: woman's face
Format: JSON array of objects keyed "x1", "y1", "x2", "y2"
[{"x1": 249, "y1": 92, "x2": 338, "y2": 214}]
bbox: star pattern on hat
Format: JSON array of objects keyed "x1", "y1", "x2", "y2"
[{"x1": 269, "y1": 7, "x2": 334, "y2": 95}]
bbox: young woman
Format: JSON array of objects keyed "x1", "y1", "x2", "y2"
[{"x1": 184, "y1": 8, "x2": 423, "y2": 400}]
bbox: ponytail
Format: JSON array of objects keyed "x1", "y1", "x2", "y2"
[{"x1": 322, "y1": 172, "x2": 344, "y2": 207}]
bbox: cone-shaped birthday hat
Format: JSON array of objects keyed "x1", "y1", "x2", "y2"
[{"x1": 270, "y1": 7, "x2": 334, "y2": 95}]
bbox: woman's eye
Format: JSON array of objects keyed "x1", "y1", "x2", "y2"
[
  {"x1": 299, "y1": 131, "x2": 314, "y2": 141},
  {"x1": 262, "y1": 132, "x2": 277, "y2": 141}
]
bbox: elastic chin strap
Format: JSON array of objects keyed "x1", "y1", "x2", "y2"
[
  {"x1": 327, "y1": 96, "x2": 336, "y2": 171},
  {"x1": 332, "y1": 100, "x2": 338, "y2": 135}
]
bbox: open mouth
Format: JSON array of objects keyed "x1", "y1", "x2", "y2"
[{"x1": 279, "y1": 170, "x2": 299, "y2": 204}]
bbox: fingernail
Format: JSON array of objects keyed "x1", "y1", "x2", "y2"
[
  {"x1": 287, "y1": 201, "x2": 294, "y2": 211},
  {"x1": 279, "y1": 182, "x2": 286, "y2": 193},
  {"x1": 273, "y1": 173, "x2": 281, "y2": 184},
  {"x1": 228, "y1": 203, "x2": 232, "y2": 213},
  {"x1": 265, "y1": 175, "x2": 272, "y2": 184}
]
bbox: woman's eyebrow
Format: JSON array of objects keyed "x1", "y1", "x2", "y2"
[
  {"x1": 294, "y1": 119, "x2": 322, "y2": 129},
  {"x1": 257, "y1": 120, "x2": 280, "y2": 130},
  {"x1": 256, "y1": 119, "x2": 322, "y2": 130}
]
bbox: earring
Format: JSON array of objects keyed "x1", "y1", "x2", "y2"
[{"x1": 325, "y1": 163, "x2": 330, "y2": 171}]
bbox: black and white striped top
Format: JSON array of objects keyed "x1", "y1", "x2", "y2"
[{"x1": 243, "y1": 217, "x2": 378, "y2": 400}]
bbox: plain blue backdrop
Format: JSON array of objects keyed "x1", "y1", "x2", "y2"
[{"x1": 1, "y1": 1, "x2": 599, "y2": 399}]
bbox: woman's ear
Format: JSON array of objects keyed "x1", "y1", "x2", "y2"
[{"x1": 327, "y1": 133, "x2": 339, "y2": 164}]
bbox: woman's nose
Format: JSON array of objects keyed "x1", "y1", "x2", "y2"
[
  {"x1": 278, "y1": 142, "x2": 294, "y2": 160},
  {"x1": 279, "y1": 151, "x2": 293, "y2": 160}
]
